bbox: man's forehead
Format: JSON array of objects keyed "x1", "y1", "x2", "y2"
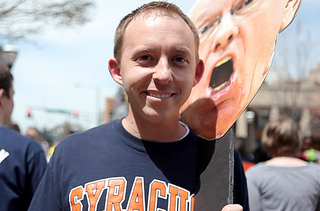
[{"x1": 132, "y1": 10, "x2": 181, "y2": 24}]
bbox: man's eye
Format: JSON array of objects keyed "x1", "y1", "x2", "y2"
[
  {"x1": 136, "y1": 55, "x2": 151, "y2": 61},
  {"x1": 173, "y1": 56, "x2": 187, "y2": 63}
]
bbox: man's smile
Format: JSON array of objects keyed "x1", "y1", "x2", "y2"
[
  {"x1": 146, "y1": 92, "x2": 173, "y2": 99},
  {"x1": 210, "y1": 56, "x2": 233, "y2": 92}
]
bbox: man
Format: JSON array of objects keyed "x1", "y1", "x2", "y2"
[
  {"x1": 28, "y1": 2, "x2": 241, "y2": 211},
  {"x1": 180, "y1": 0, "x2": 301, "y2": 139},
  {"x1": 0, "y1": 63, "x2": 47, "y2": 210}
]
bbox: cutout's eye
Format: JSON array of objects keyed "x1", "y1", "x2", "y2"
[
  {"x1": 244, "y1": 0, "x2": 254, "y2": 6},
  {"x1": 199, "y1": 16, "x2": 221, "y2": 36},
  {"x1": 200, "y1": 26, "x2": 209, "y2": 35},
  {"x1": 234, "y1": 0, "x2": 255, "y2": 11}
]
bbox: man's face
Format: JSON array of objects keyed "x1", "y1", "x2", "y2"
[
  {"x1": 26, "y1": 129, "x2": 41, "y2": 143},
  {"x1": 3, "y1": 82, "x2": 14, "y2": 125},
  {"x1": 117, "y1": 13, "x2": 201, "y2": 123},
  {"x1": 181, "y1": 0, "x2": 288, "y2": 139}
]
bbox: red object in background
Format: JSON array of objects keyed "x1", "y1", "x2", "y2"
[
  {"x1": 26, "y1": 107, "x2": 32, "y2": 117},
  {"x1": 73, "y1": 109, "x2": 79, "y2": 117},
  {"x1": 243, "y1": 161, "x2": 255, "y2": 172}
]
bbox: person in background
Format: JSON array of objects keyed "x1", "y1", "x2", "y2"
[
  {"x1": 0, "y1": 63, "x2": 47, "y2": 211},
  {"x1": 28, "y1": 2, "x2": 242, "y2": 211},
  {"x1": 25, "y1": 127, "x2": 50, "y2": 157},
  {"x1": 8, "y1": 122, "x2": 21, "y2": 133},
  {"x1": 234, "y1": 137, "x2": 255, "y2": 171},
  {"x1": 246, "y1": 118, "x2": 320, "y2": 211},
  {"x1": 301, "y1": 135, "x2": 320, "y2": 163}
]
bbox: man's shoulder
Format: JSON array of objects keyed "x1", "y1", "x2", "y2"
[
  {"x1": 0, "y1": 126, "x2": 38, "y2": 145},
  {"x1": 245, "y1": 162, "x2": 266, "y2": 176},
  {"x1": 307, "y1": 162, "x2": 320, "y2": 173},
  {"x1": 0, "y1": 126, "x2": 44, "y2": 158}
]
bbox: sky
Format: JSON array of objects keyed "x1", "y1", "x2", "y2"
[{"x1": 3, "y1": 0, "x2": 320, "y2": 135}]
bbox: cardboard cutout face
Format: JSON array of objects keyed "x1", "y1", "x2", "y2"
[{"x1": 181, "y1": 0, "x2": 301, "y2": 139}]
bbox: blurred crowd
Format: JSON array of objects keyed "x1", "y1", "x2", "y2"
[{"x1": 235, "y1": 118, "x2": 320, "y2": 211}]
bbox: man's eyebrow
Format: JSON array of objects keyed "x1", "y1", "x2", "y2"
[
  {"x1": 174, "y1": 46, "x2": 192, "y2": 55},
  {"x1": 132, "y1": 47, "x2": 153, "y2": 53}
]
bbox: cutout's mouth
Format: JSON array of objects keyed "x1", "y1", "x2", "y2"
[{"x1": 209, "y1": 57, "x2": 233, "y2": 92}]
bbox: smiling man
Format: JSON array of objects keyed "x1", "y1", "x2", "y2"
[
  {"x1": 180, "y1": 0, "x2": 301, "y2": 139},
  {"x1": 28, "y1": 2, "x2": 242, "y2": 211}
]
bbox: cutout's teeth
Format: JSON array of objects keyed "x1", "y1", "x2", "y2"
[
  {"x1": 210, "y1": 57, "x2": 233, "y2": 90},
  {"x1": 213, "y1": 81, "x2": 228, "y2": 92},
  {"x1": 216, "y1": 56, "x2": 232, "y2": 68}
]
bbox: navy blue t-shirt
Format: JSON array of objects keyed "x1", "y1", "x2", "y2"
[
  {"x1": 29, "y1": 119, "x2": 198, "y2": 210},
  {"x1": 0, "y1": 126, "x2": 47, "y2": 211}
]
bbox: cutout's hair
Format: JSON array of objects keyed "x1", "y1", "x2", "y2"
[{"x1": 113, "y1": 1, "x2": 199, "y2": 63}]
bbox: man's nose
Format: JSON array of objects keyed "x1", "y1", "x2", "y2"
[
  {"x1": 152, "y1": 58, "x2": 173, "y2": 84},
  {"x1": 210, "y1": 12, "x2": 239, "y2": 52}
]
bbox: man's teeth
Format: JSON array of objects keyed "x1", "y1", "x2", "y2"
[
  {"x1": 215, "y1": 56, "x2": 232, "y2": 67},
  {"x1": 148, "y1": 93, "x2": 172, "y2": 99}
]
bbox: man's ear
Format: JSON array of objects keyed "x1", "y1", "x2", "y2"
[
  {"x1": 280, "y1": 0, "x2": 301, "y2": 32},
  {"x1": 193, "y1": 59, "x2": 204, "y2": 87},
  {"x1": 108, "y1": 58, "x2": 123, "y2": 86},
  {"x1": 0, "y1": 89, "x2": 4, "y2": 106}
]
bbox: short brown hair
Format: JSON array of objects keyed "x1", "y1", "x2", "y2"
[
  {"x1": 262, "y1": 118, "x2": 301, "y2": 157},
  {"x1": 0, "y1": 63, "x2": 13, "y2": 98},
  {"x1": 113, "y1": 1, "x2": 199, "y2": 63}
]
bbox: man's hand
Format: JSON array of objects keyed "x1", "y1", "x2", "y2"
[{"x1": 221, "y1": 204, "x2": 243, "y2": 211}]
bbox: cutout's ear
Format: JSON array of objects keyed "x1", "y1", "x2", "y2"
[
  {"x1": 193, "y1": 59, "x2": 204, "y2": 87},
  {"x1": 280, "y1": 0, "x2": 301, "y2": 32},
  {"x1": 108, "y1": 58, "x2": 123, "y2": 86}
]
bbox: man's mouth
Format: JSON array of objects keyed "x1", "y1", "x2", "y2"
[
  {"x1": 147, "y1": 92, "x2": 173, "y2": 99},
  {"x1": 209, "y1": 56, "x2": 233, "y2": 92}
]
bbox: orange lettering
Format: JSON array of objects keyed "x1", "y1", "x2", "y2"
[
  {"x1": 127, "y1": 177, "x2": 145, "y2": 211},
  {"x1": 168, "y1": 185, "x2": 179, "y2": 211},
  {"x1": 85, "y1": 180, "x2": 106, "y2": 211},
  {"x1": 69, "y1": 186, "x2": 84, "y2": 211},
  {"x1": 179, "y1": 189, "x2": 189, "y2": 211},
  {"x1": 190, "y1": 195, "x2": 195, "y2": 211},
  {"x1": 148, "y1": 180, "x2": 167, "y2": 211},
  {"x1": 106, "y1": 178, "x2": 126, "y2": 211}
]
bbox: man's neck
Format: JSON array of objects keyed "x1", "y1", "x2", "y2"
[{"x1": 121, "y1": 115, "x2": 187, "y2": 143}]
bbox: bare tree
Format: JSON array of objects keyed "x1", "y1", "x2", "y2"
[
  {"x1": 269, "y1": 20, "x2": 319, "y2": 128},
  {"x1": 0, "y1": 0, "x2": 95, "y2": 40},
  {"x1": 276, "y1": 20, "x2": 316, "y2": 81}
]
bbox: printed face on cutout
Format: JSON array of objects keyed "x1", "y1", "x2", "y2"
[{"x1": 180, "y1": 0, "x2": 300, "y2": 139}]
